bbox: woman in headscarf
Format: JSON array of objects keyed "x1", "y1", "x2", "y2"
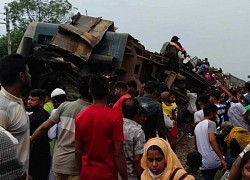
[{"x1": 141, "y1": 137, "x2": 194, "y2": 180}]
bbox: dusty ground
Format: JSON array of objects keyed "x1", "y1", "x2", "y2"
[{"x1": 175, "y1": 132, "x2": 195, "y2": 168}]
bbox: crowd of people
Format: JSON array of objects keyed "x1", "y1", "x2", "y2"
[{"x1": 1, "y1": 51, "x2": 250, "y2": 180}]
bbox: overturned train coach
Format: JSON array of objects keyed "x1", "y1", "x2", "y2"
[{"x1": 17, "y1": 13, "x2": 209, "y2": 110}]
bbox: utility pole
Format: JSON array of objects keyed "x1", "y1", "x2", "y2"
[{"x1": 4, "y1": 5, "x2": 11, "y2": 54}]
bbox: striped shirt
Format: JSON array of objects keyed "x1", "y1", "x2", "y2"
[{"x1": 50, "y1": 99, "x2": 91, "y2": 175}]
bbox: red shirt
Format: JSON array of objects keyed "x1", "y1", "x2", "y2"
[
  {"x1": 75, "y1": 105, "x2": 124, "y2": 180},
  {"x1": 113, "y1": 93, "x2": 131, "y2": 112}
]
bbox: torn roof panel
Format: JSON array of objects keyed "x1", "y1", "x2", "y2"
[{"x1": 49, "y1": 14, "x2": 114, "y2": 62}]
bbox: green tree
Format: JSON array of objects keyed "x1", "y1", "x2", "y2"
[
  {"x1": 0, "y1": 29, "x2": 24, "y2": 57},
  {"x1": 0, "y1": 0, "x2": 76, "y2": 57},
  {"x1": 8, "y1": 0, "x2": 76, "y2": 30},
  {"x1": 0, "y1": 35, "x2": 8, "y2": 57}
]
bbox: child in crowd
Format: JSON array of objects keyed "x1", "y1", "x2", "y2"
[
  {"x1": 186, "y1": 151, "x2": 203, "y2": 180},
  {"x1": 161, "y1": 91, "x2": 178, "y2": 151}
]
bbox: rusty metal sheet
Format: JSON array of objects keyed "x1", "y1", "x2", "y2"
[
  {"x1": 49, "y1": 33, "x2": 92, "y2": 61},
  {"x1": 49, "y1": 14, "x2": 114, "y2": 62}
]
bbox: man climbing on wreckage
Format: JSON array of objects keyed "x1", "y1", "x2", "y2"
[{"x1": 160, "y1": 36, "x2": 188, "y2": 73}]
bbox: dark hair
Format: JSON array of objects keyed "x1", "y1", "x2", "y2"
[
  {"x1": 187, "y1": 151, "x2": 202, "y2": 169},
  {"x1": 77, "y1": 75, "x2": 92, "y2": 99},
  {"x1": 230, "y1": 89, "x2": 237, "y2": 98},
  {"x1": 43, "y1": 89, "x2": 51, "y2": 98},
  {"x1": 122, "y1": 98, "x2": 139, "y2": 119},
  {"x1": 29, "y1": 89, "x2": 46, "y2": 101},
  {"x1": 240, "y1": 151, "x2": 250, "y2": 169},
  {"x1": 144, "y1": 81, "x2": 160, "y2": 94},
  {"x1": 198, "y1": 95, "x2": 209, "y2": 105},
  {"x1": 138, "y1": 106, "x2": 147, "y2": 116},
  {"x1": 51, "y1": 94, "x2": 67, "y2": 105},
  {"x1": 0, "y1": 54, "x2": 28, "y2": 86},
  {"x1": 147, "y1": 145, "x2": 164, "y2": 157},
  {"x1": 114, "y1": 81, "x2": 127, "y2": 91},
  {"x1": 245, "y1": 82, "x2": 250, "y2": 92},
  {"x1": 209, "y1": 90, "x2": 221, "y2": 100},
  {"x1": 89, "y1": 75, "x2": 109, "y2": 99},
  {"x1": 127, "y1": 80, "x2": 137, "y2": 89},
  {"x1": 171, "y1": 36, "x2": 179, "y2": 42},
  {"x1": 203, "y1": 103, "x2": 217, "y2": 117}
]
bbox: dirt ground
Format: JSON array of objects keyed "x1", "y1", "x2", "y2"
[{"x1": 175, "y1": 132, "x2": 195, "y2": 168}]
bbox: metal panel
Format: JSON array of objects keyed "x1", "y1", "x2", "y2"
[
  {"x1": 92, "y1": 32, "x2": 129, "y2": 68},
  {"x1": 49, "y1": 14, "x2": 114, "y2": 62}
]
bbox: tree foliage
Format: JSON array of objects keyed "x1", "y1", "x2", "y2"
[
  {"x1": 0, "y1": 0, "x2": 76, "y2": 57},
  {"x1": 8, "y1": 0, "x2": 76, "y2": 30},
  {"x1": 0, "y1": 29, "x2": 24, "y2": 58}
]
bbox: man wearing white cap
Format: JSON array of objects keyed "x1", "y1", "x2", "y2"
[
  {"x1": 48, "y1": 88, "x2": 67, "y2": 180},
  {"x1": 48, "y1": 88, "x2": 67, "y2": 140},
  {"x1": 50, "y1": 88, "x2": 67, "y2": 112}
]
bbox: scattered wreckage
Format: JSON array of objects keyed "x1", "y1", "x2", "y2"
[{"x1": 17, "y1": 13, "x2": 209, "y2": 110}]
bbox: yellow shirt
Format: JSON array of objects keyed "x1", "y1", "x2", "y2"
[{"x1": 162, "y1": 102, "x2": 177, "y2": 118}]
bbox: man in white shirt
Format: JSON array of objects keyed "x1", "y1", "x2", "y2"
[
  {"x1": 194, "y1": 95, "x2": 209, "y2": 125},
  {"x1": 195, "y1": 104, "x2": 229, "y2": 180},
  {"x1": 0, "y1": 54, "x2": 31, "y2": 177}
]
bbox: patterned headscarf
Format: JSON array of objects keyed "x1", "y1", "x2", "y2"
[
  {"x1": 141, "y1": 137, "x2": 194, "y2": 180},
  {"x1": 0, "y1": 126, "x2": 24, "y2": 180}
]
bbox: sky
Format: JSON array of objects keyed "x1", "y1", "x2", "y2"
[{"x1": 0, "y1": 0, "x2": 250, "y2": 81}]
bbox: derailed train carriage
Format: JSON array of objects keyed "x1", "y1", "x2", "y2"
[{"x1": 17, "y1": 13, "x2": 209, "y2": 111}]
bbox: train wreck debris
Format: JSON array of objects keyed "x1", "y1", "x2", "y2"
[{"x1": 17, "y1": 13, "x2": 209, "y2": 105}]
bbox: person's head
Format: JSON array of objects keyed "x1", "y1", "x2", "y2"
[
  {"x1": 171, "y1": 36, "x2": 179, "y2": 43},
  {"x1": 241, "y1": 151, "x2": 250, "y2": 179},
  {"x1": 0, "y1": 128, "x2": 25, "y2": 180},
  {"x1": 126, "y1": 80, "x2": 138, "y2": 97},
  {"x1": 221, "y1": 122, "x2": 233, "y2": 136},
  {"x1": 186, "y1": 151, "x2": 202, "y2": 169},
  {"x1": 51, "y1": 88, "x2": 67, "y2": 108},
  {"x1": 127, "y1": 80, "x2": 137, "y2": 91},
  {"x1": 236, "y1": 88, "x2": 244, "y2": 102},
  {"x1": 144, "y1": 81, "x2": 160, "y2": 99},
  {"x1": 114, "y1": 81, "x2": 128, "y2": 98},
  {"x1": 203, "y1": 103, "x2": 218, "y2": 121},
  {"x1": 77, "y1": 75, "x2": 92, "y2": 100},
  {"x1": 43, "y1": 89, "x2": 52, "y2": 104},
  {"x1": 122, "y1": 98, "x2": 139, "y2": 120},
  {"x1": 89, "y1": 74, "x2": 109, "y2": 100},
  {"x1": 0, "y1": 54, "x2": 31, "y2": 88},
  {"x1": 134, "y1": 106, "x2": 147, "y2": 125},
  {"x1": 27, "y1": 89, "x2": 46, "y2": 111},
  {"x1": 245, "y1": 82, "x2": 250, "y2": 93},
  {"x1": 209, "y1": 90, "x2": 221, "y2": 104},
  {"x1": 168, "y1": 91, "x2": 176, "y2": 103},
  {"x1": 147, "y1": 145, "x2": 166, "y2": 175},
  {"x1": 141, "y1": 137, "x2": 184, "y2": 178},
  {"x1": 197, "y1": 95, "x2": 209, "y2": 109},
  {"x1": 161, "y1": 91, "x2": 170, "y2": 102},
  {"x1": 161, "y1": 91, "x2": 176, "y2": 104}
]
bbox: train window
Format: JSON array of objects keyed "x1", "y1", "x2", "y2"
[{"x1": 37, "y1": 34, "x2": 53, "y2": 45}]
